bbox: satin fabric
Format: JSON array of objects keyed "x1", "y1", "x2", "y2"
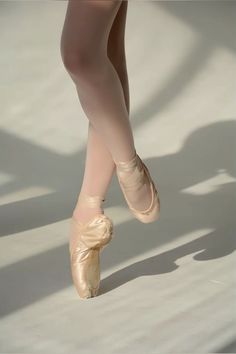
[
  {"x1": 115, "y1": 152, "x2": 160, "y2": 223},
  {"x1": 69, "y1": 214, "x2": 113, "y2": 298}
]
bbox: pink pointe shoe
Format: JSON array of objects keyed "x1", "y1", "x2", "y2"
[
  {"x1": 69, "y1": 194, "x2": 113, "y2": 299},
  {"x1": 114, "y1": 150, "x2": 160, "y2": 223}
]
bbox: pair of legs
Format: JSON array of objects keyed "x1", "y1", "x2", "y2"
[{"x1": 60, "y1": 0, "x2": 152, "y2": 222}]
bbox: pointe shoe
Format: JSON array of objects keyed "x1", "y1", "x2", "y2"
[
  {"x1": 114, "y1": 150, "x2": 160, "y2": 223},
  {"x1": 69, "y1": 194, "x2": 113, "y2": 299}
]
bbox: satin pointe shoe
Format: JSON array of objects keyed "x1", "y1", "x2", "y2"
[
  {"x1": 114, "y1": 150, "x2": 160, "y2": 223},
  {"x1": 69, "y1": 194, "x2": 113, "y2": 299}
]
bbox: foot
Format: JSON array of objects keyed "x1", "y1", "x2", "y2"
[
  {"x1": 115, "y1": 150, "x2": 160, "y2": 223},
  {"x1": 115, "y1": 151, "x2": 153, "y2": 212},
  {"x1": 69, "y1": 211, "x2": 113, "y2": 299},
  {"x1": 69, "y1": 193, "x2": 113, "y2": 299},
  {"x1": 118, "y1": 169, "x2": 152, "y2": 212}
]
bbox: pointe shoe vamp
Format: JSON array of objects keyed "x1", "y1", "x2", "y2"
[
  {"x1": 69, "y1": 214, "x2": 113, "y2": 257},
  {"x1": 116, "y1": 154, "x2": 160, "y2": 220},
  {"x1": 116, "y1": 154, "x2": 145, "y2": 191},
  {"x1": 117, "y1": 167, "x2": 145, "y2": 191}
]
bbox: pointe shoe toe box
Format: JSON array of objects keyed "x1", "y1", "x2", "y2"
[{"x1": 69, "y1": 214, "x2": 113, "y2": 299}]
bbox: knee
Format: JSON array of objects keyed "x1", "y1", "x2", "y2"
[{"x1": 61, "y1": 44, "x2": 103, "y2": 80}]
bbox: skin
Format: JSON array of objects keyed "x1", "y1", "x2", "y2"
[
  {"x1": 107, "y1": 0, "x2": 130, "y2": 115},
  {"x1": 60, "y1": 0, "x2": 135, "y2": 160},
  {"x1": 60, "y1": 1, "x2": 151, "y2": 221},
  {"x1": 61, "y1": 0, "x2": 129, "y2": 113}
]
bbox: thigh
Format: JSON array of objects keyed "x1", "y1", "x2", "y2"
[{"x1": 60, "y1": 0, "x2": 122, "y2": 62}]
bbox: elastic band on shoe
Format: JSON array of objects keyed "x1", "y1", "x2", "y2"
[
  {"x1": 114, "y1": 150, "x2": 138, "y2": 171},
  {"x1": 77, "y1": 194, "x2": 106, "y2": 208}
]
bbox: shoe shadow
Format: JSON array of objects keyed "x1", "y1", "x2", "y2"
[
  {"x1": 0, "y1": 0, "x2": 235, "y2": 315},
  {"x1": 1, "y1": 120, "x2": 235, "y2": 315},
  {"x1": 100, "y1": 120, "x2": 236, "y2": 294}
]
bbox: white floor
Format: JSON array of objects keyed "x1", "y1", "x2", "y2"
[{"x1": 0, "y1": 1, "x2": 235, "y2": 353}]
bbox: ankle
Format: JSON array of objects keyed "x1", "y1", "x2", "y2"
[
  {"x1": 114, "y1": 149, "x2": 137, "y2": 167},
  {"x1": 72, "y1": 192, "x2": 106, "y2": 223},
  {"x1": 72, "y1": 205, "x2": 104, "y2": 223}
]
